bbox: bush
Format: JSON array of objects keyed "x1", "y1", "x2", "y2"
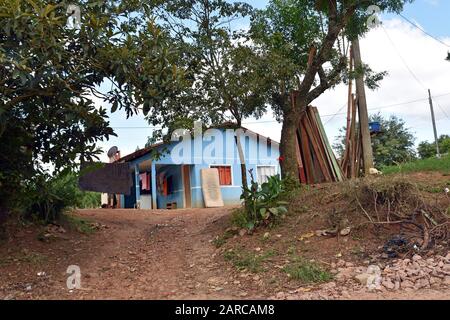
[
  {"x1": 21, "y1": 172, "x2": 100, "y2": 224},
  {"x1": 239, "y1": 171, "x2": 291, "y2": 230}
]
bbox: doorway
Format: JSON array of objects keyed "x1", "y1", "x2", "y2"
[{"x1": 182, "y1": 165, "x2": 192, "y2": 208}]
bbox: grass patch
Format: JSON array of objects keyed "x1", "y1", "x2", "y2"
[
  {"x1": 382, "y1": 155, "x2": 450, "y2": 175},
  {"x1": 212, "y1": 229, "x2": 235, "y2": 248},
  {"x1": 230, "y1": 207, "x2": 251, "y2": 229},
  {"x1": 63, "y1": 214, "x2": 96, "y2": 234},
  {"x1": 0, "y1": 250, "x2": 47, "y2": 266},
  {"x1": 224, "y1": 248, "x2": 276, "y2": 273},
  {"x1": 283, "y1": 257, "x2": 333, "y2": 284}
]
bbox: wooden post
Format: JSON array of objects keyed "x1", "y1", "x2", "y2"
[
  {"x1": 428, "y1": 89, "x2": 441, "y2": 158},
  {"x1": 352, "y1": 38, "x2": 374, "y2": 174},
  {"x1": 134, "y1": 164, "x2": 141, "y2": 209},
  {"x1": 151, "y1": 162, "x2": 157, "y2": 209},
  {"x1": 345, "y1": 45, "x2": 354, "y2": 146}
]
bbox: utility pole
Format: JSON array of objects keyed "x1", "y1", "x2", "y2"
[
  {"x1": 428, "y1": 89, "x2": 441, "y2": 158},
  {"x1": 352, "y1": 38, "x2": 374, "y2": 175}
]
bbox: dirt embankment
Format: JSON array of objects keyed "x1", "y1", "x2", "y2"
[{"x1": 0, "y1": 172, "x2": 449, "y2": 300}]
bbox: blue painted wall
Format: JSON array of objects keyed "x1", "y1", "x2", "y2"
[
  {"x1": 156, "y1": 165, "x2": 185, "y2": 209},
  {"x1": 124, "y1": 128, "x2": 280, "y2": 209}
]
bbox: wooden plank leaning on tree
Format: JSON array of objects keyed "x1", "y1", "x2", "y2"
[{"x1": 312, "y1": 107, "x2": 345, "y2": 182}]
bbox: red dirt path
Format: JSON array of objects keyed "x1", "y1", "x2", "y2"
[{"x1": 0, "y1": 208, "x2": 449, "y2": 300}]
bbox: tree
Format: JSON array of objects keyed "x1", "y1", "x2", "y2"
[
  {"x1": 153, "y1": 0, "x2": 270, "y2": 188},
  {"x1": 249, "y1": 0, "x2": 412, "y2": 180},
  {"x1": 334, "y1": 113, "x2": 416, "y2": 167},
  {"x1": 418, "y1": 135, "x2": 450, "y2": 159},
  {"x1": 0, "y1": 0, "x2": 179, "y2": 219}
]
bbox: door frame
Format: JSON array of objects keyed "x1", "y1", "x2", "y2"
[{"x1": 182, "y1": 165, "x2": 192, "y2": 208}]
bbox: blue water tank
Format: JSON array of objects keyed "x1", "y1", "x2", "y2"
[{"x1": 369, "y1": 122, "x2": 381, "y2": 133}]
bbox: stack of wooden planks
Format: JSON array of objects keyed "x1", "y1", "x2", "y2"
[
  {"x1": 294, "y1": 105, "x2": 345, "y2": 184},
  {"x1": 340, "y1": 93, "x2": 364, "y2": 179}
]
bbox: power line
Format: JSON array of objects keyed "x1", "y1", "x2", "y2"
[
  {"x1": 435, "y1": 101, "x2": 450, "y2": 120},
  {"x1": 399, "y1": 13, "x2": 450, "y2": 49},
  {"x1": 319, "y1": 92, "x2": 450, "y2": 119},
  {"x1": 323, "y1": 102, "x2": 347, "y2": 125},
  {"x1": 110, "y1": 93, "x2": 450, "y2": 129},
  {"x1": 381, "y1": 25, "x2": 428, "y2": 91}
]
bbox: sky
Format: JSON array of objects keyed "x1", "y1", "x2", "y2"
[{"x1": 97, "y1": 0, "x2": 450, "y2": 162}]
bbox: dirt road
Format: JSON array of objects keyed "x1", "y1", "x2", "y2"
[{"x1": 1, "y1": 208, "x2": 449, "y2": 300}]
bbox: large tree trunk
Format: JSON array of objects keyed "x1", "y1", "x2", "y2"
[{"x1": 280, "y1": 96, "x2": 304, "y2": 181}]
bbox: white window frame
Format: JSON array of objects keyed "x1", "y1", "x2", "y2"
[
  {"x1": 256, "y1": 165, "x2": 278, "y2": 184},
  {"x1": 209, "y1": 164, "x2": 234, "y2": 187}
]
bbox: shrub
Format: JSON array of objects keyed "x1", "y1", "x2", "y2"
[
  {"x1": 240, "y1": 171, "x2": 290, "y2": 230},
  {"x1": 21, "y1": 172, "x2": 100, "y2": 224}
]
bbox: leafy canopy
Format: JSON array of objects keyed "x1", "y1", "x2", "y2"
[
  {"x1": 0, "y1": 0, "x2": 179, "y2": 212},
  {"x1": 418, "y1": 135, "x2": 450, "y2": 159}
]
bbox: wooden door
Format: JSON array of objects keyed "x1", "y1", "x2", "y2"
[{"x1": 182, "y1": 165, "x2": 192, "y2": 208}]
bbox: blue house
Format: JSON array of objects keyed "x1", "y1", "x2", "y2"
[{"x1": 115, "y1": 124, "x2": 280, "y2": 209}]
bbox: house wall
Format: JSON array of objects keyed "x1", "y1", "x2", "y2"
[
  {"x1": 156, "y1": 165, "x2": 185, "y2": 209},
  {"x1": 125, "y1": 128, "x2": 280, "y2": 209}
]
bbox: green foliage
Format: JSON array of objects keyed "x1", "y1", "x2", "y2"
[
  {"x1": 381, "y1": 154, "x2": 450, "y2": 175},
  {"x1": 21, "y1": 172, "x2": 100, "y2": 224},
  {"x1": 0, "y1": 250, "x2": 47, "y2": 266},
  {"x1": 240, "y1": 171, "x2": 290, "y2": 230},
  {"x1": 151, "y1": 1, "x2": 271, "y2": 169},
  {"x1": 63, "y1": 214, "x2": 96, "y2": 234},
  {"x1": 418, "y1": 135, "x2": 450, "y2": 159},
  {"x1": 249, "y1": 0, "x2": 411, "y2": 179},
  {"x1": 249, "y1": 0, "x2": 409, "y2": 119},
  {"x1": 0, "y1": 0, "x2": 178, "y2": 217},
  {"x1": 335, "y1": 113, "x2": 416, "y2": 167},
  {"x1": 231, "y1": 207, "x2": 252, "y2": 229},
  {"x1": 224, "y1": 248, "x2": 275, "y2": 273},
  {"x1": 283, "y1": 257, "x2": 332, "y2": 284},
  {"x1": 212, "y1": 229, "x2": 235, "y2": 248}
]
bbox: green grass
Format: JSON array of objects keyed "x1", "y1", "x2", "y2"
[
  {"x1": 382, "y1": 155, "x2": 450, "y2": 175},
  {"x1": 283, "y1": 258, "x2": 333, "y2": 284},
  {"x1": 224, "y1": 249, "x2": 276, "y2": 273},
  {"x1": 63, "y1": 214, "x2": 96, "y2": 234},
  {"x1": 212, "y1": 229, "x2": 234, "y2": 248},
  {"x1": 0, "y1": 251, "x2": 48, "y2": 266},
  {"x1": 230, "y1": 207, "x2": 251, "y2": 229}
]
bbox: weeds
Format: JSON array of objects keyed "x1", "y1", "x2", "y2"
[
  {"x1": 224, "y1": 248, "x2": 275, "y2": 273},
  {"x1": 283, "y1": 257, "x2": 332, "y2": 284},
  {"x1": 212, "y1": 229, "x2": 234, "y2": 248},
  {"x1": 64, "y1": 214, "x2": 96, "y2": 234},
  {"x1": 343, "y1": 176, "x2": 450, "y2": 253},
  {"x1": 0, "y1": 250, "x2": 47, "y2": 266}
]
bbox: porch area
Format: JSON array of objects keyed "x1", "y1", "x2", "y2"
[{"x1": 123, "y1": 160, "x2": 193, "y2": 210}]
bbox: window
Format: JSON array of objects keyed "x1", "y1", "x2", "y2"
[
  {"x1": 211, "y1": 166, "x2": 232, "y2": 186},
  {"x1": 257, "y1": 166, "x2": 276, "y2": 184}
]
